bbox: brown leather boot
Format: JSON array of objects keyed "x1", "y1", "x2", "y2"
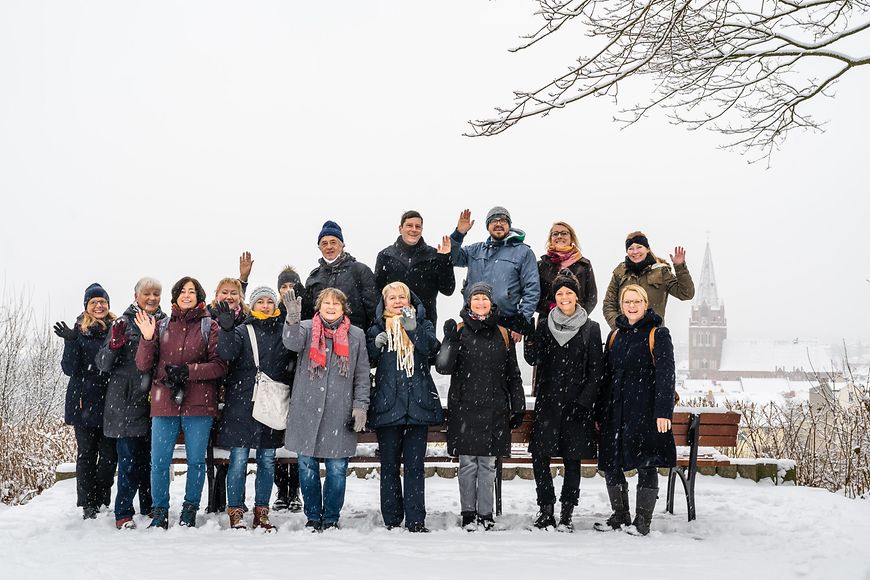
[
  {"x1": 227, "y1": 507, "x2": 246, "y2": 530},
  {"x1": 253, "y1": 506, "x2": 276, "y2": 532}
]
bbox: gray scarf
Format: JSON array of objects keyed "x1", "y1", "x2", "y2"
[{"x1": 547, "y1": 306, "x2": 587, "y2": 347}]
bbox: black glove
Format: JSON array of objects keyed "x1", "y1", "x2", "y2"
[
  {"x1": 509, "y1": 411, "x2": 525, "y2": 430},
  {"x1": 53, "y1": 321, "x2": 77, "y2": 341},
  {"x1": 443, "y1": 319, "x2": 460, "y2": 341},
  {"x1": 164, "y1": 364, "x2": 189, "y2": 405},
  {"x1": 214, "y1": 301, "x2": 236, "y2": 332}
]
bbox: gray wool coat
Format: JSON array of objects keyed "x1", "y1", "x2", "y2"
[{"x1": 282, "y1": 319, "x2": 370, "y2": 458}]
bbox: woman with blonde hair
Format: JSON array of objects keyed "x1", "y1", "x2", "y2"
[
  {"x1": 209, "y1": 277, "x2": 249, "y2": 329},
  {"x1": 367, "y1": 281, "x2": 443, "y2": 532},
  {"x1": 282, "y1": 287, "x2": 370, "y2": 531},
  {"x1": 595, "y1": 284, "x2": 676, "y2": 536},
  {"x1": 602, "y1": 231, "x2": 694, "y2": 330},
  {"x1": 536, "y1": 222, "x2": 597, "y2": 317},
  {"x1": 55, "y1": 283, "x2": 118, "y2": 519}
]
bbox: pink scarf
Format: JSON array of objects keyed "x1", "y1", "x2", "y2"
[
  {"x1": 308, "y1": 314, "x2": 351, "y2": 376},
  {"x1": 546, "y1": 244, "x2": 582, "y2": 269}
]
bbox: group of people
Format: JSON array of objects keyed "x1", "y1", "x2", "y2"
[{"x1": 57, "y1": 206, "x2": 694, "y2": 536}]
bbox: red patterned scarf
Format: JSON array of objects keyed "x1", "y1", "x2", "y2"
[
  {"x1": 546, "y1": 243, "x2": 582, "y2": 269},
  {"x1": 308, "y1": 314, "x2": 351, "y2": 376}
]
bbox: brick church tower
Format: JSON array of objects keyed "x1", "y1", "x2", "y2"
[{"x1": 688, "y1": 240, "x2": 727, "y2": 379}]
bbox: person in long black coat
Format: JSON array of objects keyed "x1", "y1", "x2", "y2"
[
  {"x1": 595, "y1": 284, "x2": 676, "y2": 536},
  {"x1": 523, "y1": 273, "x2": 603, "y2": 531},
  {"x1": 436, "y1": 282, "x2": 525, "y2": 531},
  {"x1": 55, "y1": 283, "x2": 118, "y2": 520},
  {"x1": 216, "y1": 286, "x2": 296, "y2": 531},
  {"x1": 95, "y1": 277, "x2": 165, "y2": 529},
  {"x1": 302, "y1": 220, "x2": 378, "y2": 332},
  {"x1": 373, "y1": 210, "x2": 455, "y2": 327},
  {"x1": 367, "y1": 283, "x2": 444, "y2": 532}
]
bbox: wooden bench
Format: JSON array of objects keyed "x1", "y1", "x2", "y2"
[{"x1": 187, "y1": 406, "x2": 739, "y2": 520}]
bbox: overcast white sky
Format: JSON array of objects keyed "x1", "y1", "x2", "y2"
[{"x1": 1, "y1": 1, "x2": 867, "y2": 345}]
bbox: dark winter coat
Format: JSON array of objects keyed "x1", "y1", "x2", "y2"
[
  {"x1": 523, "y1": 316, "x2": 603, "y2": 460},
  {"x1": 602, "y1": 259, "x2": 694, "y2": 330},
  {"x1": 302, "y1": 252, "x2": 378, "y2": 331},
  {"x1": 366, "y1": 296, "x2": 444, "y2": 429},
  {"x1": 216, "y1": 311, "x2": 296, "y2": 449},
  {"x1": 135, "y1": 303, "x2": 227, "y2": 418},
  {"x1": 96, "y1": 305, "x2": 167, "y2": 438},
  {"x1": 436, "y1": 307, "x2": 525, "y2": 457},
  {"x1": 61, "y1": 319, "x2": 111, "y2": 429},
  {"x1": 536, "y1": 255, "x2": 598, "y2": 316},
  {"x1": 597, "y1": 309, "x2": 676, "y2": 472},
  {"x1": 374, "y1": 237, "x2": 455, "y2": 326}
]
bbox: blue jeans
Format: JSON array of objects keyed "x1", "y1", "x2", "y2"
[
  {"x1": 377, "y1": 425, "x2": 428, "y2": 529},
  {"x1": 114, "y1": 436, "x2": 152, "y2": 519},
  {"x1": 151, "y1": 416, "x2": 213, "y2": 510},
  {"x1": 227, "y1": 447, "x2": 276, "y2": 508},
  {"x1": 297, "y1": 455, "x2": 348, "y2": 524}
]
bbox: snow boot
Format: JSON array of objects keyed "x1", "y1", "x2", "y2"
[
  {"x1": 461, "y1": 511, "x2": 477, "y2": 531},
  {"x1": 115, "y1": 516, "x2": 136, "y2": 530},
  {"x1": 178, "y1": 502, "x2": 197, "y2": 528},
  {"x1": 407, "y1": 522, "x2": 430, "y2": 533},
  {"x1": 148, "y1": 507, "x2": 169, "y2": 530},
  {"x1": 594, "y1": 484, "x2": 632, "y2": 532},
  {"x1": 227, "y1": 507, "x2": 246, "y2": 530},
  {"x1": 253, "y1": 506, "x2": 276, "y2": 532},
  {"x1": 305, "y1": 519, "x2": 323, "y2": 533},
  {"x1": 82, "y1": 506, "x2": 99, "y2": 520},
  {"x1": 558, "y1": 502, "x2": 575, "y2": 532},
  {"x1": 288, "y1": 490, "x2": 303, "y2": 513},
  {"x1": 532, "y1": 504, "x2": 556, "y2": 529},
  {"x1": 477, "y1": 513, "x2": 495, "y2": 531},
  {"x1": 627, "y1": 487, "x2": 658, "y2": 536}
]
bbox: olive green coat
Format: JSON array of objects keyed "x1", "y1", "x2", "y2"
[{"x1": 602, "y1": 260, "x2": 694, "y2": 329}]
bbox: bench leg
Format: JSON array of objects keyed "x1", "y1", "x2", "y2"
[
  {"x1": 667, "y1": 466, "x2": 692, "y2": 521},
  {"x1": 666, "y1": 467, "x2": 678, "y2": 514},
  {"x1": 205, "y1": 445, "x2": 216, "y2": 513},
  {"x1": 495, "y1": 457, "x2": 503, "y2": 517}
]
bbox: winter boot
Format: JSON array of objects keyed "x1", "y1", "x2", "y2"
[
  {"x1": 477, "y1": 513, "x2": 495, "y2": 531},
  {"x1": 253, "y1": 506, "x2": 276, "y2": 532},
  {"x1": 82, "y1": 506, "x2": 99, "y2": 520},
  {"x1": 532, "y1": 504, "x2": 556, "y2": 529},
  {"x1": 305, "y1": 519, "x2": 323, "y2": 533},
  {"x1": 461, "y1": 511, "x2": 477, "y2": 531},
  {"x1": 227, "y1": 507, "x2": 246, "y2": 530},
  {"x1": 178, "y1": 502, "x2": 197, "y2": 528},
  {"x1": 115, "y1": 516, "x2": 136, "y2": 530},
  {"x1": 558, "y1": 503, "x2": 575, "y2": 532},
  {"x1": 288, "y1": 489, "x2": 303, "y2": 513},
  {"x1": 148, "y1": 507, "x2": 169, "y2": 530},
  {"x1": 628, "y1": 487, "x2": 658, "y2": 536},
  {"x1": 594, "y1": 484, "x2": 632, "y2": 532}
]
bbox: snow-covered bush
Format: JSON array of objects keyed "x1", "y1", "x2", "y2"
[{"x1": 0, "y1": 418, "x2": 76, "y2": 504}]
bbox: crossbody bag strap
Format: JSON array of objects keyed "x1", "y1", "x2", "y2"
[{"x1": 246, "y1": 325, "x2": 261, "y2": 402}]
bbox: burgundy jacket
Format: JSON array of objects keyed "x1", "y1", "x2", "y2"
[{"x1": 135, "y1": 303, "x2": 227, "y2": 417}]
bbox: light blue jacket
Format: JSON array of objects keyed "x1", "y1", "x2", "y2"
[{"x1": 450, "y1": 227, "x2": 541, "y2": 323}]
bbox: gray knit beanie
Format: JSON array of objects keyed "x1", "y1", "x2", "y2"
[
  {"x1": 248, "y1": 286, "x2": 278, "y2": 307},
  {"x1": 485, "y1": 206, "x2": 511, "y2": 226}
]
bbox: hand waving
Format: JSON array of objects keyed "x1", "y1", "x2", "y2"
[
  {"x1": 670, "y1": 246, "x2": 686, "y2": 266},
  {"x1": 283, "y1": 288, "x2": 303, "y2": 325},
  {"x1": 239, "y1": 251, "x2": 254, "y2": 282},
  {"x1": 52, "y1": 321, "x2": 76, "y2": 341},
  {"x1": 134, "y1": 310, "x2": 156, "y2": 341},
  {"x1": 214, "y1": 301, "x2": 236, "y2": 332},
  {"x1": 437, "y1": 235, "x2": 451, "y2": 255},
  {"x1": 456, "y1": 209, "x2": 475, "y2": 235}
]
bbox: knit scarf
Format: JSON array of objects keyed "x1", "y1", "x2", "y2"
[
  {"x1": 308, "y1": 314, "x2": 351, "y2": 377},
  {"x1": 383, "y1": 311, "x2": 415, "y2": 378},
  {"x1": 547, "y1": 305, "x2": 587, "y2": 347},
  {"x1": 467, "y1": 310, "x2": 491, "y2": 322},
  {"x1": 546, "y1": 243, "x2": 582, "y2": 269},
  {"x1": 625, "y1": 253, "x2": 656, "y2": 275},
  {"x1": 251, "y1": 308, "x2": 282, "y2": 321}
]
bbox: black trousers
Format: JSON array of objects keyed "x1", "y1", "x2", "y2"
[
  {"x1": 532, "y1": 455, "x2": 582, "y2": 506},
  {"x1": 74, "y1": 425, "x2": 118, "y2": 509},
  {"x1": 273, "y1": 462, "x2": 300, "y2": 499},
  {"x1": 604, "y1": 467, "x2": 659, "y2": 489}
]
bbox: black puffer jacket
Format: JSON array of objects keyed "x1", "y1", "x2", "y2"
[
  {"x1": 96, "y1": 305, "x2": 167, "y2": 438},
  {"x1": 62, "y1": 319, "x2": 111, "y2": 429},
  {"x1": 216, "y1": 311, "x2": 297, "y2": 449},
  {"x1": 374, "y1": 237, "x2": 455, "y2": 326},
  {"x1": 597, "y1": 309, "x2": 676, "y2": 472},
  {"x1": 523, "y1": 315, "x2": 603, "y2": 460},
  {"x1": 436, "y1": 307, "x2": 525, "y2": 457},
  {"x1": 302, "y1": 252, "x2": 378, "y2": 331}
]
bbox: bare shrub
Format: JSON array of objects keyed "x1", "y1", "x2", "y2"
[{"x1": 0, "y1": 418, "x2": 76, "y2": 504}]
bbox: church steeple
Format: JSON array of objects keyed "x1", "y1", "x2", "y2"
[{"x1": 694, "y1": 239, "x2": 721, "y2": 309}]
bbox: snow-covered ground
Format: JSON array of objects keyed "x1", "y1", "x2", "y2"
[{"x1": 2, "y1": 473, "x2": 869, "y2": 580}]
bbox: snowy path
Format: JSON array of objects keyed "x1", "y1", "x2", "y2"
[{"x1": 1, "y1": 473, "x2": 868, "y2": 580}]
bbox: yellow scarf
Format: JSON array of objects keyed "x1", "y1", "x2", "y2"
[
  {"x1": 250, "y1": 308, "x2": 282, "y2": 320},
  {"x1": 383, "y1": 311, "x2": 415, "y2": 378}
]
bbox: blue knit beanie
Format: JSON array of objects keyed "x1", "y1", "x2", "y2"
[
  {"x1": 83, "y1": 283, "x2": 110, "y2": 308},
  {"x1": 318, "y1": 220, "x2": 344, "y2": 244}
]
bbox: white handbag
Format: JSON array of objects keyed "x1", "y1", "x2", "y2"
[{"x1": 247, "y1": 325, "x2": 291, "y2": 431}]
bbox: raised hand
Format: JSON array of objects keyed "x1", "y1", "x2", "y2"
[
  {"x1": 399, "y1": 306, "x2": 417, "y2": 332},
  {"x1": 437, "y1": 235, "x2": 451, "y2": 254},
  {"x1": 109, "y1": 319, "x2": 129, "y2": 350},
  {"x1": 670, "y1": 246, "x2": 686, "y2": 266},
  {"x1": 52, "y1": 321, "x2": 76, "y2": 341},
  {"x1": 239, "y1": 251, "x2": 254, "y2": 282},
  {"x1": 134, "y1": 310, "x2": 156, "y2": 341},
  {"x1": 214, "y1": 301, "x2": 236, "y2": 332},
  {"x1": 456, "y1": 209, "x2": 475, "y2": 235},
  {"x1": 283, "y1": 288, "x2": 303, "y2": 325},
  {"x1": 443, "y1": 319, "x2": 460, "y2": 341}
]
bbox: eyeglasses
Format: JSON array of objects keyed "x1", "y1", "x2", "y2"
[
  {"x1": 622, "y1": 300, "x2": 646, "y2": 307},
  {"x1": 489, "y1": 218, "x2": 509, "y2": 225},
  {"x1": 88, "y1": 299, "x2": 108, "y2": 307},
  {"x1": 550, "y1": 231, "x2": 571, "y2": 238}
]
